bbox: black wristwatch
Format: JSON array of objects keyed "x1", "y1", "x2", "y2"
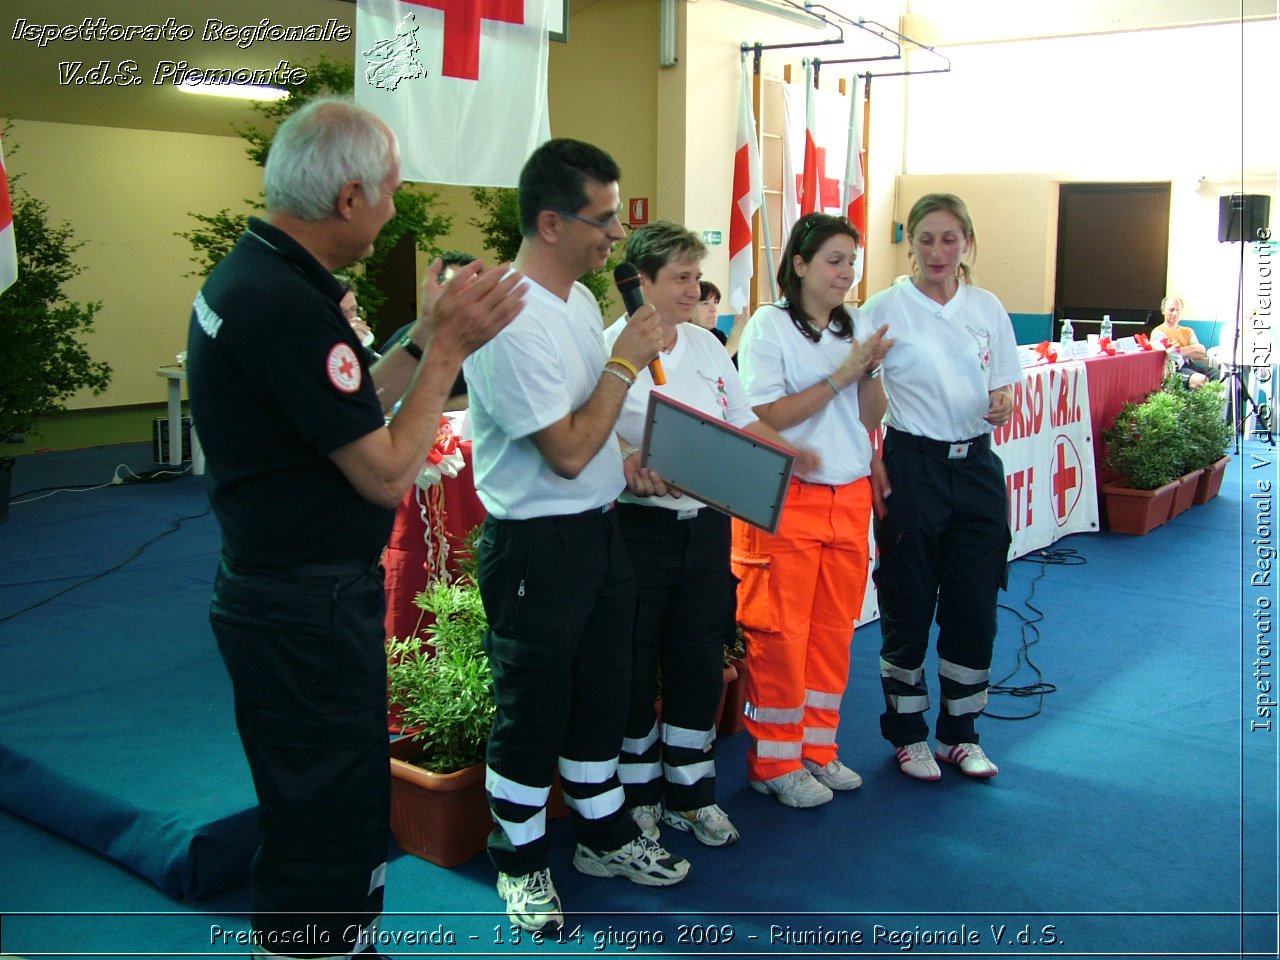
[{"x1": 399, "y1": 334, "x2": 423, "y2": 361}]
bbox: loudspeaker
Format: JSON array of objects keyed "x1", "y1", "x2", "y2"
[{"x1": 1218, "y1": 193, "x2": 1271, "y2": 243}]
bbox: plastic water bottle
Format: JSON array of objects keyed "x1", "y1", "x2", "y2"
[
  {"x1": 1100, "y1": 314, "x2": 1112, "y2": 341},
  {"x1": 1060, "y1": 318, "x2": 1074, "y2": 346}
]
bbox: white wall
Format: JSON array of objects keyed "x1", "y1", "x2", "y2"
[{"x1": 889, "y1": 19, "x2": 1279, "y2": 320}]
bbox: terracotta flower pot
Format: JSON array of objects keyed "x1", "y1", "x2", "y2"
[
  {"x1": 1167, "y1": 469, "x2": 1203, "y2": 519},
  {"x1": 389, "y1": 738, "x2": 491, "y2": 868},
  {"x1": 1193, "y1": 456, "x2": 1230, "y2": 504},
  {"x1": 1101, "y1": 478, "x2": 1178, "y2": 535},
  {"x1": 388, "y1": 737, "x2": 568, "y2": 868}
]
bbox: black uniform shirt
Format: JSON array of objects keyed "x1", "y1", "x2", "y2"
[{"x1": 187, "y1": 217, "x2": 393, "y2": 568}]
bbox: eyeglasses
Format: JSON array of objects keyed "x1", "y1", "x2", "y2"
[
  {"x1": 342, "y1": 304, "x2": 365, "y2": 321},
  {"x1": 553, "y1": 208, "x2": 627, "y2": 234}
]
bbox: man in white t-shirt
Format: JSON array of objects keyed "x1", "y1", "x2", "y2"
[{"x1": 464, "y1": 139, "x2": 690, "y2": 935}]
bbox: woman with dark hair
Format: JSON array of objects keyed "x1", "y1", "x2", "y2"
[
  {"x1": 732, "y1": 212, "x2": 892, "y2": 808},
  {"x1": 863, "y1": 193, "x2": 1019, "y2": 782}
]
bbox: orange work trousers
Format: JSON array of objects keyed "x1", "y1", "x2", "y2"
[{"x1": 731, "y1": 477, "x2": 872, "y2": 782}]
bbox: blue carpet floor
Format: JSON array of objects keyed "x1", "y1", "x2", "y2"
[{"x1": 0, "y1": 441, "x2": 1275, "y2": 959}]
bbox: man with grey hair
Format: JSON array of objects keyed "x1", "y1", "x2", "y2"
[{"x1": 188, "y1": 96, "x2": 524, "y2": 958}]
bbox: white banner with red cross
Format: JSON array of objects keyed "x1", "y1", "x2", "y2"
[
  {"x1": 992, "y1": 360, "x2": 1100, "y2": 558},
  {"x1": 355, "y1": 0, "x2": 551, "y2": 187}
]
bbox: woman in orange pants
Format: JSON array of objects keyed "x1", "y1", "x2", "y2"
[{"x1": 732, "y1": 213, "x2": 892, "y2": 808}]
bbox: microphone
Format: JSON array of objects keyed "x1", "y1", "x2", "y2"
[{"x1": 613, "y1": 262, "x2": 666, "y2": 385}]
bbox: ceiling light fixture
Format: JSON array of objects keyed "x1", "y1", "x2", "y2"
[{"x1": 176, "y1": 81, "x2": 290, "y2": 102}]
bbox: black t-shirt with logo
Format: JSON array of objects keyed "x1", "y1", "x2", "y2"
[{"x1": 188, "y1": 218, "x2": 392, "y2": 568}]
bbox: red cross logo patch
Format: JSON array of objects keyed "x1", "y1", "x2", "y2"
[
  {"x1": 327, "y1": 343, "x2": 362, "y2": 394},
  {"x1": 1051, "y1": 434, "x2": 1083, "y2": 527}
]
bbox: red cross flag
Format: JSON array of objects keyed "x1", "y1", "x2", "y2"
[
  {"x1": 726, "y1": 56, "x2": 763, "y2": 313},
  {"x1": 355, "y1": 0, "x2": 551, "y2": 187},
  {"x1": 781, "y1": 68, "x2": 863, "y2": 282},
  {"x1": 0, "y1": 132, "x2": 16, "y2": 295}
]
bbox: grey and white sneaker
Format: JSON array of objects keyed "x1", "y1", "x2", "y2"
[
  {"x1": 749, "y1": 768, "x2": 833, "y2": 808},
  {"x1": 662, "y1": 803, "x2": 740, "y2": 846},
  {"x1": 629, "y1": 803, "x2": 662, "y2": 841},
  {"x1": 572, "y1": 835, "x2": 690, "y2": 886},
  {"x1": 496, "y1": 867, "x2": 564, "y2": 933},
  {"x1": 802, "y1": 757, "x2": 863, "y2": 791}
]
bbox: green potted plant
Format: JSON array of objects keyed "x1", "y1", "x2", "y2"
[
  {"x1": 1157, "y1": 377, "x2": 1211, "y2": 519},
  {"x1": 1179, "y1": 380, "x2": 1233, "y2": 504},
  {"x1": 0, "y1": 143, "x2": 113, "y2": 520},
  {"x1": 1101, "y1": 390, "x2": 1189, "y2": 535},
  {"x1": 385, "y1": 533, "x2": 496, "y2": 868}
]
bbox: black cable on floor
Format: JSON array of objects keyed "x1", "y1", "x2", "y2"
[
  {"x1": 982, "y1": 547, "x2": 1082, "y2": 720},
  {"x1": 0, "y1": 505, "x2": 211, "y2": 624}
]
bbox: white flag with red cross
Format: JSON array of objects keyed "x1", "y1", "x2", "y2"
[
  {"x1": 355, "y1": 0, "x2": 551, "y2": 187},
  {"x1": 727, "y1": 57, "x2": 763, "y2": 313},
  {"x1": 782, "y1": 70, "x2": 864, "y2": 281},
  {"x1": 0, "y1": 132, "x2": 16, "y2": 295}
]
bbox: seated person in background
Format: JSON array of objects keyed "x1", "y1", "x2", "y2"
[
  {"x1": 382, "y1": 251, "x2": 477, "y2": 410},
  {"x1": 338, "y1": 279, "x2": 376, "y2": 352},
  {"x1": 1151, "y1": 296, "x2": 1222, "y2": 389}
]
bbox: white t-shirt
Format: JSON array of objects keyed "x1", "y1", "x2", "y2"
[
  {"x1": 737, "y1": 302, "x2": 875, "y2": 486},
  {"x1": 464, "y1": 279, "x2": 623, "y2": 519},
  {"x1": 862, "y1": 280, "x2": 1021, "y2": 442},
  {"x1": 603, "y1": 318, "x2": 755, "y2": 512}
]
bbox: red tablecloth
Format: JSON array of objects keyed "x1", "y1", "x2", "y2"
[
  {"x1": 1081, "y1": 350, "x2": 1167, "y2": 488},
  {"x1": 382, "y1": 441, "x2": 487, "y2": 642}
]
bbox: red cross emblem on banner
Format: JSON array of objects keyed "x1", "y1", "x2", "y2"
[
  {"x1": 403, "y1": 0, "x2": 524, "y2": 80},
  {"x1": 1051, "y1": 435, "x2": 1082, "y2": 526}
]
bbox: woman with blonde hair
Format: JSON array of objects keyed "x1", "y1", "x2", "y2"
[
  {"x1": 733, "y1": 212, "x2": 892, "y2": 808},
  {"x1": 863, "y1": 193, "x2": 1020, "y2": 782}
]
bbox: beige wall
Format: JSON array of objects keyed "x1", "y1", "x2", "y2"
[{"x1": 6, "y1": 119, "x2": 262, "y2": 409}]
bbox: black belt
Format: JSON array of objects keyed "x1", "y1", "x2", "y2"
[
  {"x1": 617, "y1": 500, "x2": 704, "y2": 522},
  {"x1": 225, "y1": 554, "x2": 380, "y2": 578},
  {"x1": 886, "y1": 427, "x2": 990, "y2": 460},
  {"x1": 492, "y1": 501, "x2": 616, "y2": 527}
]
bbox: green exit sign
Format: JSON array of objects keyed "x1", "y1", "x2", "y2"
[{"x1": 702, "y1": 230, "x2": 723, "y2": 245}]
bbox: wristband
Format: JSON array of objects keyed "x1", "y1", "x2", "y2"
[
  {"x1": 865, "y1": 365, "x2": 882, "y2": 381},
  {"x1": 603, "y1": 366, "x2": 635, "y2": 388},
  {"x1": 607, "y1": 356, "x2": 640, "y2": 379},
  {"x1": 824, "y1": 375, "x2": 842, "y2": 395},
  {"x1": 620, "y1": 443, "x2": 640, "y2": 459},
  {"x1": 399, "y1": 334, "x2": 424, "y2": 361}
]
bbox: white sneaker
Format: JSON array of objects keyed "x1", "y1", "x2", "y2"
[
  {"x1": 572, "y1": 835, "x2": 690, "y2": 886},
  {"x1": 628, "y1": 803, "x2": 661, "y2": 841},
  {"x1": 936, "y1": 741, "x2": 999, "y2": 778},
  {"x1": 662, "y1": 804, "x2": 740, "y2": 846},
  {"x1": 496, "y1": 867, "x2": 564, "y2": 933},
  {"x1": 802, "y1": 757, "x2": 863, "y2": 791},
  {"x1": 749, "y1": 768, "x2": 833, "y2": 807},
  {"x1": 896, "y1": 741, "x2": 941, "y2": 781}
]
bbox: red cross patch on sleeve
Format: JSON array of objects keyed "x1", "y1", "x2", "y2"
[{"x1": 327, "y1": 343, "x2": 362, "y2": 394}]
